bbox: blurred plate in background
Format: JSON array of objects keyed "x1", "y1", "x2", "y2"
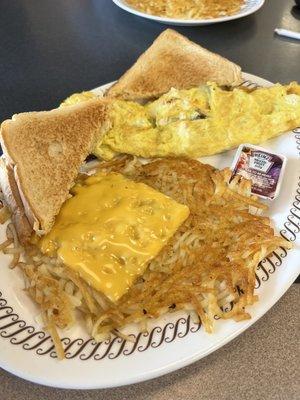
[{"x1": 112, "y1": 0, "x2": 265, "y2": 26}]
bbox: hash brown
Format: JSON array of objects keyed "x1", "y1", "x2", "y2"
[
  {"x1": 126, "y1": 0, "x2": 245, "y2": 19},
  {"x1": 89, "y1": 157, "x2": 289, "y2": 336},
  {"x1": 4, "y1": 156, "x2": 290, "y2": 358}
]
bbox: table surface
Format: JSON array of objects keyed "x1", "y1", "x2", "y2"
[{"x1": 0, "y1": 0, "x2": 299, "y2": 397}]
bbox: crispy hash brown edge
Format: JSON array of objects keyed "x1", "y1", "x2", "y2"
[{"x1": 0, "y1": 156, "x2": 291, "y2": 359}]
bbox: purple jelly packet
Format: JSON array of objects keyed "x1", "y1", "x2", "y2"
[{"x1": 231, "y1": 144, "x2": 287, "y2": 200}]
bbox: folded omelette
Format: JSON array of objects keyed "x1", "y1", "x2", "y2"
[{"x1": 62, "y1": 82, "x2": 300, "y2": 160}]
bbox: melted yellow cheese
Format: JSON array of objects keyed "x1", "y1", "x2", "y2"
[{"x1": 39, "y1": 172, "x2": 189, "y2": 302}]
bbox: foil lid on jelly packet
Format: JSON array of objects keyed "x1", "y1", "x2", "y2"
[{"x1": 231, "y1": 144, "x2": 287, "y2": 200}]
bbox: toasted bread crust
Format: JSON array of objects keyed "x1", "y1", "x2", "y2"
[
  {"x1": 107, "y1": 29, "x2": 242, "y2": 101},
  {"x1": 0, "y1": 159, "x2": 33, "y2": 244},
  {"x1": 0, "y1": 98, "x2": 111, "y2": 235}
]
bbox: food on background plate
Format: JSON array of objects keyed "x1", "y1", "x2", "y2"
[
  {"x1": 0, "y1": 29, "x2": 296, "y2": 359},
  {"x1": 126, "y1": 0, "x2": 245, "y2": 20}
]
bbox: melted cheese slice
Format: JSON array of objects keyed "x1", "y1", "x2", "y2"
[{"x1": 39, "y1": 172, "x2": 189, "y2": 302}]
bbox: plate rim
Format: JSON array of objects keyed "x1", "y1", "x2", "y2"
[
  {"x1": 0, "y1": 72, "x2": 299, "y2": 389},
  {"x1": 112, "y1": 0, "x2": 265, "y2": 25}
]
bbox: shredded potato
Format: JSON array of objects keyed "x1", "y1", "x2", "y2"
[
  {"x1": 126, "y1": 0, "x2": 245, "y2": 19},
  {"x1": 0, "y1": 157, "x2": 291, "y2": 357}
]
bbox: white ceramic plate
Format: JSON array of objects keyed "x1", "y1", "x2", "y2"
[
  {"x1": 0, "y1": 73, "x2": 299, "y2": 389},
  {"x1": 112, "y1": 0, "x2": 265, "y2": 26}
]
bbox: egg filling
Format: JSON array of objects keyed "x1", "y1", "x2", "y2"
[{"x1": 93, "y1": 83, "x2": 300, "y2": 160}]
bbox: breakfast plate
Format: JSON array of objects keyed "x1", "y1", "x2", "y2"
[
  {"x1": 112, "y1": 0, "x2": 265, "y2": 26},
  {"x1": 0, "y1": 73, "x2": 299, "y2": 389}
]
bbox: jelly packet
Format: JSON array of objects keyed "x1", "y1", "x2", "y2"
[{"x1": 231, "y1": 144, "x2": 287, "y2": 200}]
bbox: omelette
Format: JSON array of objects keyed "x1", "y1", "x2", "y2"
[{"x1": 61, "y1": 82, "x2": 300, "y2": 159}]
